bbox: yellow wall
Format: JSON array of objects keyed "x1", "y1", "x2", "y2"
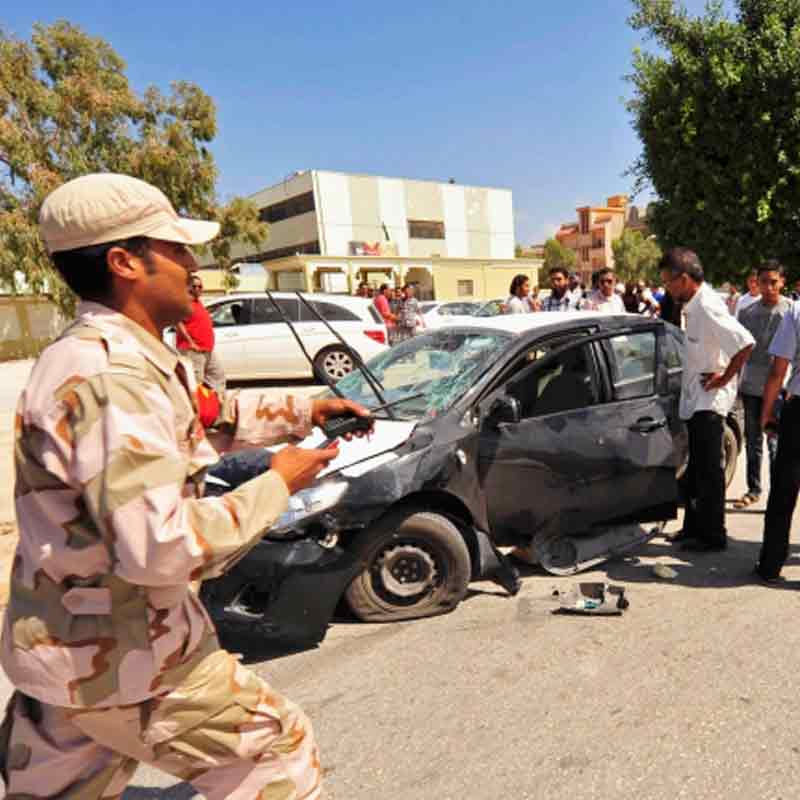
[{"x1": 431, "y1": 264, "x2": 539, "y2": 301}]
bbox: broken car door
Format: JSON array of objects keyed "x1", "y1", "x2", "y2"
[
  {"x1": 477, "y1": 338, "x2": 619, "y2": 545},
  {"x1": 589, "y1": 326, "x2": 678, "y2": 523}
]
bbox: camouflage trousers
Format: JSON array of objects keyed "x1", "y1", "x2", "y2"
[{"x1": 0, "y1": 648, "x2": 321, "y2": 799}]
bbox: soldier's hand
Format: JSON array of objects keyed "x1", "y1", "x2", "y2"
[
  {"x1": 271, "y1": 444, "x2": 339, "y2": 494},
  {"x1": 311, "y1": 398, "x2": 374, "y2": 439}
]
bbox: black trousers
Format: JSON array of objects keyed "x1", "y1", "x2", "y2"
[
  {"x1": 680, "y1": 411, "x2": 727, "y2": 545},
  {"x1": 758, "y1": 397, "x2": 800, "y2": 576}
]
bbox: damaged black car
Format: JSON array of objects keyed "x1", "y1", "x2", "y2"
[{"x1": 200, "y1": 312, "x2": 741, "y2": 644}]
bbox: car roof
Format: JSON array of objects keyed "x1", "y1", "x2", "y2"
[
  {"x1": 205, "y1": 292, "x2": 372, "y2": 309},
  {"x1": 446, "y1": 311, "x2": 651, "y2": 336}
]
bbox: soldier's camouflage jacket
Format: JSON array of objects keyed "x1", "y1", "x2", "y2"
[{"x1": 0, "y1": 302, "x2": 313, "y2": 708}]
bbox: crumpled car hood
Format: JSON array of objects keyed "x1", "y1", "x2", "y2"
[{"x1": 294, "y1": 420, "x2": 418, "y2": 477}]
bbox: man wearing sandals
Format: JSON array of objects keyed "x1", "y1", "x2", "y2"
[{"x1": 734, "y1": 261, "x2": 790, "y2": 511}]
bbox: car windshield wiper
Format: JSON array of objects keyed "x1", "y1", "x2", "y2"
[
  {"x1": 368, "y1": 392, "x2": 426, "y2": 418},
  {"x1": 264, "y1": 290, "x2": 394, "y2": 418},
  {"x1": 293, "y1": 291, "x2": 392, "y2": 416}
]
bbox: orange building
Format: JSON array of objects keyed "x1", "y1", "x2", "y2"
[{"x1": 556, "y1": 195, "x2": 646, "y2": 284}]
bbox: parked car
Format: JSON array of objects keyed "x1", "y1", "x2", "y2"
[
  {"x1": 183, "y1": 293, "x2": 388, "y2": 382},
  {"x1": 421, "y1": 301, "x2": 482, "y2": 329},
  {"x1": 201, "y1": 312, "x2": 741, "y2": 643}
]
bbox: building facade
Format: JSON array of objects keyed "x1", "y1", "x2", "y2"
[
  {"x1": 201, "y1": 170, "x2": 539, "y2": 300},
  {"x1": 555, "y1": 195, "x2": 649, "y2": 284}
]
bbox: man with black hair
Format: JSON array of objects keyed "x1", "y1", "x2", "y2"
[
  {"x1": 662, "y1": 247, "x2": 754, "y2": 552},
  {"x1": 582, "y1": 267, "x2": 625, "y2": 313},
  {"x1": 734, "y1": 261, "x2": 789, "y2": 509},
  {"x1": 754, "y1": 281, "x2": 800, "y2": 582},
  {"x1": 0, "y1": 173, "x2": 370, "y2": 799},
  {"x1": 542, "y1": 266, "x2": 579, "y2": 311}
]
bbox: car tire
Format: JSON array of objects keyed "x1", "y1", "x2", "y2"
[
  {"x1": 344, "y1": 511, "x2": 472, "y2": 623},
  {"x1": 723, "y1": 421, "x2": 738, "y2": 489},
  {"x1": 314, "y1": 346, "x2": 355, "y2": 382}
]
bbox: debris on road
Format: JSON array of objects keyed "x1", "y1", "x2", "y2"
[
  {"x1": 552, "y1": 582, "x2": 629, "y2": 615},
  {"x1": 652, "y1": 564, "x2": 678, "y2": 580}
]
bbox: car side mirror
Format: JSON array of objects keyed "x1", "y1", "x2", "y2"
[{"x1": 486, "y1": 396, "x2": 521, "y2": 428}]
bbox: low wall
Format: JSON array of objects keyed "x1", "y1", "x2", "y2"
[{"x1": 0, "y1": 297, "x2": 67, "y2": 361}]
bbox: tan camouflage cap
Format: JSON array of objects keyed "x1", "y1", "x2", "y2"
[{"x1": 39, "y1": 173, "x2": 220, "y2": 254}]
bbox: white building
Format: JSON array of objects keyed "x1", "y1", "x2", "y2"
[{"x1": 202, "y1": 170, "x2": 538, "y2": 301}]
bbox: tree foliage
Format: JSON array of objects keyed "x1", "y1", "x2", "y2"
[
  {"x1": 628, "y1": 0, "x2": 800, "y2": 282},
  {"x1": 0, "y1": 21, "x2": 267, "y2": 310},
  {"x1": 612, "y1": 229, "x2": 662, "y2": 282},
  {"x1": 542, "y1": 237, "x2": 577, "y2": 272}
]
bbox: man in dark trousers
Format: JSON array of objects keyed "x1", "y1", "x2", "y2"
[
  {"x1": 662, "y1": 248, "x2": 754, "y2": 552},
  {"x1": 755, "y1": 293, "x2": 800, "y2": 581}
]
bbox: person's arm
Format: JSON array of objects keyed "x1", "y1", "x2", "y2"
[
  {"x1": 211, "y1": 392, "x2": 370, "y2": 452},
  {"x1": 44, "y1": 376, "x2": 339, "y2": 587},
  {"x1": 702, "y1": 344, "x2": 754, "y2": 390},
  {"x1": 761, "y1": 357, "x2": 789, "y2": 432},
  {"x1": 701, "y1": 305, "x2": 756, "y2": 390},
  {"x1": 176, "y1": 321, "x2": 198, "y2": 351}
]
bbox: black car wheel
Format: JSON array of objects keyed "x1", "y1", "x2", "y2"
[
  {"x1": 314, "y1": 346, "x2": 355, "y2": 382},
  {"x1": 344, "y1": 511, "x2": 471, "y2": 623}
]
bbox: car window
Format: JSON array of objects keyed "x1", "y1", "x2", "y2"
[
  {"x1": 300, "y1": 301, "x2": 361, "y2": 322},
  {"x1": 507, "y1": 343, "x2": 599, "y2": 418},
  {"x1": 419, "y1": 303, "x2": 437, "y2": 314},
  {"x1": 368, "y1": 305, "x2": 384, "y2": 325},
  {"x1": 475, "y1": 299, "x2": 505, "y2": 317},
  {"x1": 607, "y1": 331, "x2": 657, "y2": 400},
  {"x1": 209, "y1": 301, "x2": 246, "y2": 327},
  {"x1": 439, "y1": 302, "x2": 478, "y2": 316},
  {"x1": 251, "y1": 297, "x2": 299, "y2": 324},
  {"x1": 663, "y1": 323, "x2": 684, "y2": 371}
]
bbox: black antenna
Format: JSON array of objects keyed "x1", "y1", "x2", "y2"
[
  {"x1": 264, "y1": 291, "x2": 346, "y2": 399},
  {"x1": 294, "y1": 290, "x2": 394, "y2": 417}
]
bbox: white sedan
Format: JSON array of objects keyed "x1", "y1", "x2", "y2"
[
  {"x1": 184, "y1": 293, "x2": 388, "y2": 382},
  {"x1": 419, "y1": 300, "x2": 482, "y2": 329}
]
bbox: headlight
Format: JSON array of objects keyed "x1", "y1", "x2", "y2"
[{"x1": 270, "y1": 481, "x2": 348, "y2": 536}]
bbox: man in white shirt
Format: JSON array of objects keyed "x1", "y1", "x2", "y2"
[
  {"x1": 734, "y1": 271, "x2": 760, "y2": 318},
  {"x1": 582, "y1": 268, "x2": 626, "y2": 313},
  {"x1": 662, "y1": 248, "x2": 754, "y2": 552}
]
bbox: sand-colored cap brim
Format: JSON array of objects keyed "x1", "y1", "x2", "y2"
[{"x1": 148, "y1": 217, "x2": 221, "y2": 246}]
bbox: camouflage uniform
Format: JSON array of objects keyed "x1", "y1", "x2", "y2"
[{"x1": 0, "y1": 302, "x2": 322, "y2": 799}]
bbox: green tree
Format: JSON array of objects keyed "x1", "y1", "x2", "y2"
[
  {"x1": 0, "y1": 21, "x2": 268, "y2": 311},
  {"x1": 542, "y1": 237, "x2": 577, "y2": 272},
  {"x1": 612, "y1": 229, "x2": 662, "y2": 282},
  {"x1": 627, "y1": 0, "x2": 800, "y2": 282}
]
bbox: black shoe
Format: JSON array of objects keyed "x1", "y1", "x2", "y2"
[
  {"x1": 668, "y1": 530, "x2": 694, "y2": 544},
  {"x1": 752, "y1": 566, "x2": 784, "y2": 585},
  {"x1": 679, "y1": 538, "x2": 727, "y2": 552}
]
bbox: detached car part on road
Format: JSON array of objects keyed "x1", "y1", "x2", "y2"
[{"x1": 201, "y1": 313, "x2": 741, "y2": 643}]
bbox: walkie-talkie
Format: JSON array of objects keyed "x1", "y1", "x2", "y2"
[{"x1": 316, "y1": 393, "x2": 425, "y2": 448}]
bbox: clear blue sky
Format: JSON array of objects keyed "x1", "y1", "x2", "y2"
[{"x1": 5, "y1": 0, "x2": 713, "y2": 245}]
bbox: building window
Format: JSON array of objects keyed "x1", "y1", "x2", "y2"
[
  {"x1": 592, "y1": 237, "x2": 604, "y2": 249},
  {"x1": 259, "y1": 192, "x2": 316, "y2": 224},
  {"x1": 408, "y1": 220, "x2": 445, "y2": 239},
  {"x1": 581, "y1": 247, "x2": 590, "y2": 262},
  {"x1": 579, "y1": 210, "x2": 590, "y2": 234},
  {"x1": 457, "y1": 280, "x2": 474, "y2": 297},
  {"x1": 258, "y1": 240, "x2": 320, "y2": 261}
]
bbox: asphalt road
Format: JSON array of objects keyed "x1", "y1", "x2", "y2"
[
  {"x1": 1, "y1": 365, "x2": 798, "y2": 799},
  {"x1": 126, "y1": 452, "x2": 800, "y2": 800}
]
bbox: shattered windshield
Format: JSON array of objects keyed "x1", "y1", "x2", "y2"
[{"x1": 334, "y1": 329, "x2": 513, "y2": 420}]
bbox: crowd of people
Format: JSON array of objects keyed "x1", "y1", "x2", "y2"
[{"x1": 503, "y1": 267, "x2": 666, "y2": 317}]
